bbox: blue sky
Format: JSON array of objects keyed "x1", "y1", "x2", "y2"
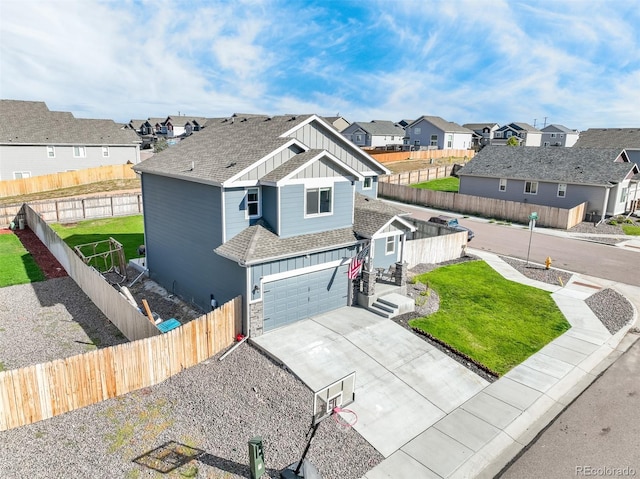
[{"x1": 1, "y1": 0, "x2": 639, "y2": 130}]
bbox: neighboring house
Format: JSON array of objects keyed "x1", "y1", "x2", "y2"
[
  {"x1": 0, "y1": 99, "x2": 141, "y2": 180},
  {"x1": 403, "y1": 116, "x2": 473, "y2": 150},
  {"x1": 463, "y1": 123, "x2": 500, "y2": 149},
  {"x1": 341, "y1": 120, "x2": 406, "y2": 149},
  {"x1": 396, "y1": 119, "x2": 413, "y2": 128},
  {"x1": 457, "y1": 146, "x2": 639, "y2": 222},
  {"x1": 541, "y1": 124, "x2": 579, "y2": 147},
  {"x1": 323, "y1": 116, "x2": 351, "y2": 132},
  {"x1": 492, "y1": 123, "x2": 542, "y2": 146},
  {"x1": 575, "y1": 128, "x2": 640, "y2": 167},
  {"x1": 134, "y1": 114, "x2": 416, "y2": 336}
]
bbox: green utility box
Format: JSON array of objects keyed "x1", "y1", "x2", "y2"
[{"x1": 248, "y1": 436, "x2": 265, "y2": 479}]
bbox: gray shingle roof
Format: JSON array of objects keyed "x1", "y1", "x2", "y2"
[
  {"x1": 350, "y1": 120, "x2": 405, "y2": 136},
  {"x1": 353, "y1": 193, "x2": 411, "y2": 237},
  {"x1": 0, "y1": 99, "x2": 140, "y2": 145},
  {"x1": 457, "y1": 146, "x2": 637, "y2": 185},
  {"x1": 463, "y1": 123, "x2": 499, "y2": 131},
  {"x1": 574, "y1": 128, "x2": 640, "y2": 149},
  {"x1": 508, "y1": 122, "x2": 542, "y2": 133},
  {"x1": 410, "y1": 116, "x2": 472, "y2": 134},
  {"x1": 214, "y1": 224, "x2": 359, "y2": 265},
  {"x1": 260, "y1": 149, "x2": 325, "y2": 182},
  {"x1": 541, "y1": 124, "x2": 576, "y2": 134}
]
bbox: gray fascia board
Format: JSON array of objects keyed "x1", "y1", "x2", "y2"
[
  {"x1": 1, "y1": 141, "x2": 139, "y2": 147},
  {"x1": 133, "y1": 169, "x2": 223, "y2": 188},
  {"x1": 243, "y1": 239, "x2": 361, "y2": 266},
  {"x1": 458, "y1": 172, "x2": 616, "y2": 188}
]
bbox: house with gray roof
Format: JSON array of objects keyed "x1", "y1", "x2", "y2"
[
  {"x1": 575, "y1": 128, "x2": 640, "y2": 167},
  {"x1": 541, "y1": 124, "x2": 579, "y2": 147},
  {"x1": 134, "y1": 114, "x2": 417, "y2": 336},
  {"x1": 463, "y1": 123, "x2": 500, "y2": 149},
  {"x1": 492, "y1": 123, "x2": 542, "y2": 146},
  {"x1": 322, "y1": 116, "x2": 350, "y2": 132},
  {"x1": 404, "y1": 116, "x2": 473, "y2": 151},
  {"x1": 341, "y1": 120, "x2": 406, "y2": 149},
  {"x1": 0, "y1": 99, "x2": 140, "y2": 180},
  {"x1": 457, "y1": 146, "x2": 639, "y2": 222}
]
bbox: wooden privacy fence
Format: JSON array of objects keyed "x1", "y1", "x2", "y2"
[
  {"x1": 0, "y1": 164, "x2": 138, "y2": 197},
  {"x1": 379, "y1": 182, "x2": 586, "y2": 229},
  {"x1": 0, "y1": 296, "x2": 242, "y2": 431},
  {"x1": 369, "y1": 149, "x2": 475, "y2": 163},
  {"x1": 379, "y1": 164, "x2": 458, "y2": 185},
  {"x1": 1, "y1": 193, "x2": 143, "y2": 227}
]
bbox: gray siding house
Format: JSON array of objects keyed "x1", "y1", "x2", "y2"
[
  {"x1": 493, "y1": 123, "x2": 542, "y2": 146},
  {"x1": 134, "y1": 114, "x2": 415, "y2": 336},
  {"x1": 341, "y1": 120, "x2": 406, "y2": 149},
  {"x1": 541, "y1": 124, "x2": 579, "y2": 147},
  {"x1": 575, "y1": 128, "x2": 640, "y2": 167},
  {"x1": 463, "y1": 123, "x2": 500, "y2": 149},
  {"x1": 404, "y1": 116, "x2": 473, "y2": 150},
  {"x1": 457, "y1": 146, "x2": 639, "y2": 222},
  {"x1": 0, "y1": 100, "x2": 141, "y2": 180}
]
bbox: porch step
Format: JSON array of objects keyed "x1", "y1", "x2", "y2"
[
  {"x1": 377, "y1": 293, "x2": 416, "y2": 315},
  {"x1": 368, "y1": 301, "x2": 399, "y2": 319}
]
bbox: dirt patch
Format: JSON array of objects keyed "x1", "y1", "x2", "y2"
[{"x1": 13, "y1": 227, "x2": 67, "y2": 279}]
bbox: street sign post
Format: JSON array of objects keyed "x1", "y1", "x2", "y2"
[{"x1": 526, "y1": 212, "x2": 538, "y2": 265}]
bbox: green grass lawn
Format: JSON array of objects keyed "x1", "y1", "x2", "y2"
[
  {"x1": 0, "y1": 234, "x2": 45, "y2": 287},
  {"x1": 409, "y1": 261, "x2": 570, "y2": 375},
  {"x1": 411, "y1": 177, "x2": 460, "y2": 192},
  {"x1": 622, "y1": 223, "x2": 640, "y2": 236},
  {"x1": 51, "y1": 215, "x2": 144, "y2": 264}
]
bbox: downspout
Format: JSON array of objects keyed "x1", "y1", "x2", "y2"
[{"x1": 599, "y1": 186, "x2": 611, "y2": 225}]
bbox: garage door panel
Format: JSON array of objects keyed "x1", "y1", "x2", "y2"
[{"x1": 263, "y1": 264, "x2": 348, "y2": 332}]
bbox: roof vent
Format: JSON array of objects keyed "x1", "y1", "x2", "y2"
[
  {"x1": 225, "y1": 162, "x2": 237, "y2": 168},
  {"x1": 241, "y1": 118, "x2": 247, "y2": 122},
  {"x1": 290, "y1": 116, "x2": 297, "y2": 121}
]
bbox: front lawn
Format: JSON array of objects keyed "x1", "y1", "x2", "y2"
[
  {"x1": 409, "y1": 261, "x2": 570, "y2": 375},
  {"x1": 622, "y1": 223, "x2": 640, "y2": 236},
  {"x1": 51, "y1": 215, "x2": 144, "y2": 263},
  {"x1": 411, "y1": 177, "x2": 459, "y2": 192},
  {"x1": 0, "y1": 233, "x2": 45, "y2": 287}
]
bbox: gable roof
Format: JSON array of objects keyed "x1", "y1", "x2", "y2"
[
  {"x1": 260, "y1": 149, "x2": 363, "y2": 185},
  {"x1": 499, "y1": 122, "x2": 542, "y2": 133},
  {"x1": 0, "y1": 99, "x2": 140, "y2": 145},
  {"x1": 574, "y1": 128, "x2": 640, "y2": 149},
  {"x1": 353, "y1": 193, "x2": 413, "y2": 237},
  {"x1": 457, "y1": 146, "x2": 637, "y2": 186},
  {"x1": 348, "y1": 120, "x2": 405, "y2": 137},
  {"x1": 541, "y1": 124, "x2": 577, "y2": 134},
  {"x1": 409, "y1": 116, "x2": 472, "y2": 134},
  {"x1": 134, "y1": 114, "x2": 388, "y2": 185},
  {"x1": 463, "y1": 123, "x2": 500, "y2": 131}
]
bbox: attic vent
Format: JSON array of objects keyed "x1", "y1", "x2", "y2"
[
  {"x1": 222, "y1": 118, "x2": 228, "y2": 123},
  {"x1": 241, "y1": 118, "x2": 247, "y2": 122},
  {"x1": 225, "y1": 162, "x2": 237, "y2": 168},
  {"x1": 290, "y1": 116, "x2": 297, "y2": 121}
]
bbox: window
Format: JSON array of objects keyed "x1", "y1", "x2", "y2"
[
  {"x1": 354, "y1": 134, "x2": 363, "y2": 143},
  {"x1": 506, "y1": 131, "x2": 513, "y2": 138},
  {"x1": 306, "y1": 187, "x2": 332, "y2": 215},
  {"x1": 524, "y1": 181, "x2": 538, "y2": 194},
  {"x1": 557, "y1": 183, "x2": 567, "y2": 197},
  {"x1": 551, "y1": 133, "x2": 556, "y2": 138},
  {"x1": 447, "y1": 134, "x2": 453, "y2": 148},
  {"x1": 495, "y1": 132, "x2": 502, "y2": 138},
  {"x1": 73, "y1": 146, "x2": 86, "y2": 158},
  {"x1": 385, "y1": 236, "x2": 395, "y2": 255},
  {"x1": 47, "y1": 146, "x2": 55, "y2": 158},
  {"x1": 414, "y1": 140, "x2": 420, "y2": 147},
  {"x1": 414, "y1": 127, "x2": 421, "y2": 135},
  {"x1": 620, "y1": 187, "x2": 628, "y2": 203},
  {"x1": 14, "y1": 171, "x2": 31, "y2": 179},
  {"x1": 246, "y1": 187, "x2": 260, "y2": 218},
  {"x1": 499, "y1": 178, "x2": 507, "y2": 192},
  {"x1": 363, "y1": 177, "x2": 373, "y2": 190},
  {"x1": 430, "y1": 134, "x2": 438, "y2": 146},
  {"x1": 544, "y1": 142, "x2": 550, "y2": 147},
  {"x1": 102, "y1": 146, "x2": 109, "y2": 157}
]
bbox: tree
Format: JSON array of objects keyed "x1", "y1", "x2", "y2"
[
  {"x1": 506, "y1": 136, "x2": 519, "y2": 147},
  {"x1": 154, "y1": 138, "x2": 169, "y2": 153}
]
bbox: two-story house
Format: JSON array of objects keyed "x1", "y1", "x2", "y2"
[
  {"x1": 541, "y1": 124, "x2": 579, "y2": 147},
  {"x1": 0, "y1": 99, "x2": 141, "y2": 180},
  {"x1": 133, "y1": 114, "x2": 415, "y2": 336},
  {"x1": 575, "y1": 128, "x2": 640, "y2": 167},
  {"x1": 457, "y1": 146, "x2": 639, "y2": 222},
  {"x1": 403, "y1": 116, "x2": 473, "y2": 151},
  {"x1": 323, "y1": 116, "x2": 351, "y2": 132},
  {"x1": 493, "y1": 123, "x2": 542, "y2": 146},
  {"x1": 463, "y1": 123, "x2": 500, "y2": 149},
  {"x1": 341, "y1": 120, "x2": 406, "y2": 149}
]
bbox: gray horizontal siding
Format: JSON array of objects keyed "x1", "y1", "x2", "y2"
[
  {"x1": 355, "y1": 177, "x2": 378, "y2": 198},
  {"x1": 224, "y1": 187, "x2": 251, "y2": 241},
  {"x1": 262, "y1": 185, "x2": 278, "y2": 231},
  {"x1": 372, "y1": 236, "x2": 398, "y2": 269},
  {"x1": 279, "y1": 181, "x2": 353, "y2": 238},
  {"x1": 142, "y1": 174, "x2": 245, "y2": 310}
]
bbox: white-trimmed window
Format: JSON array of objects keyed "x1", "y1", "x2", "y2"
[
  {"x1": 544, "y1": 142, "x2": 550, "y2": 147},
  {"x1": 620, "y1": 187, "x2": 628, "y2": 203},
  {"x1": 557, "y1": 183, "x2": 567, "y2": 197},
  {"x1": 447, "y1": 134, "x2": 453, "y2": 148},
  {"x1": 385, "y1": 236, "x2": 395, "y2": 255},
  {"x1": 363, "y1": 177, "x2": 373, "y2": 190},
  {"x1": 73, "y1": 146, "x2": 86, "y2": 158},
  {"x1": 102, "y1": 146, "x2": 109, "y2": 157},
  {"x1": 305, "y1": 187, "x2": 332, "y2": 216},
  {"x1": 47, "y1": 146, "x2": 55, "y2": 158},
  {"x1": 524, "y1": 181, "x2": 538, "y2": 195},
  {"x1": 14, "y1": 171, "x2": 31, "y2": 179},
  {"x1": 499, "y1": 178, "x2": 507, "y2": 192},
  {"x1": 245, "y1": 187, "x2": 261, "y2": 218},
  {"x1": 354, "y1": 134, "x2": 363, "y2": 143},
  {"x1": 430, "y1": 134, "x2": 438, "y2": 146},
  {"x1": 414, "y1": 127, "x2": 421, "y2": 135},
  {"x1": 551, "y1": 133, "x2": 556, "y2": 138}
]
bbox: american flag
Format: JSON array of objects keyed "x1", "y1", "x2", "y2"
[{"x1": 348, "y1": 243, "x2": 370, "y2": 280}]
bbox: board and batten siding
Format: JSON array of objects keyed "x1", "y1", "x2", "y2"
[
  {"x1": 250, "y1": 246, "x2": 356, "y2": 301},
  {"x1": 237, "y1": 145, "x2": 304, "y2": 181},
  {"x1": 0, "y1": 144, "x2": 139, "y2": 180},
  {"x1": 459, "y1": 176, "x2": 608, "y2": 212},
  {"x1": 279, "y1": 181, "x2": 353, "y2": 238},
  {"x1": 290, "y1": 122, "x2": 378, "y2": 173},
  {"x1": 141, "y1": 174, "x2": 244, "y2": 311}
]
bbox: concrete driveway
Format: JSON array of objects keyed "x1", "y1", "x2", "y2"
[{"x1": 252, "y1": 307, "x2": 488, "y2": 458}]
